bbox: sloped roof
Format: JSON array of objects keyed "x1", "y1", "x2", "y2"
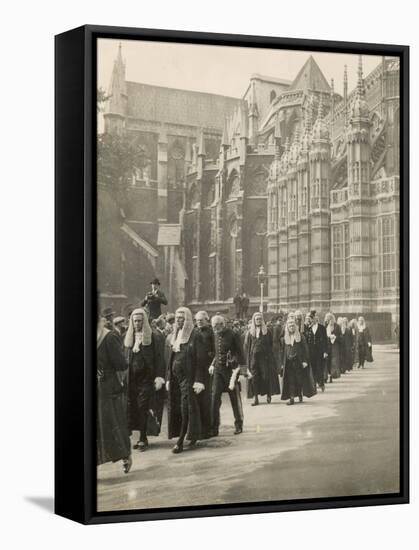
[
  {"x1": 121, "y1": 223, "x2": 159, "y2": 259},
  {"x1": 126, "y1": 81, "x2": 241, "y2": 129},
  {"x1": 289, "y1": 56, "x2": 331, "y2": 93}
]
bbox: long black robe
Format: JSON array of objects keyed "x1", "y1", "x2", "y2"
[
  {"x1": 97, "y1": 331, "x2": 131, "y2": 465},
  {"x1": 280, "y1": 335, "x2": 316, "y2": 401},
  {"x1": 304, "y1": 323, "x2": 328, "y2": 387},
  {"x1": 147, "y1": 329, "x2": 167, "y2": 435},
  {"x1": 193, "y1": 325, "x2": 214, "y2": 438},
  {"x1": 358, "y1": 328, "x2": 373, "y2": 366},
  {"x1": 126, "y1": 332, "x2": 163, "y2": 436},
  {"x1": 326, "y1": 323, "x2": 342, "y2": 378},
  {"x1": 341, "y1": 327, "x2": 355, "y2": 371},
  {"x1": 166, "y1": 331, "x2": 204, "y2": 441},
  {"x1": 245, "y1": 329, "x2": 280, "y2": 399},
  {"x1": 271, "y1": 323, "x2": 285, "y2": 372}
]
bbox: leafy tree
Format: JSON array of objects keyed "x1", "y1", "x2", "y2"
[
  {"x1": 97, "y1": 87, "x2": 110, "y2": 113},
  {"x1": 97, "y1": 132, "x2": 138, "y2": 186}
]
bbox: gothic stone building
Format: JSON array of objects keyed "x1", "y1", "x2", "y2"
[
  {"x1": 184, "y1": 55, "x2": 400, "y2": 335},
  {"x1": 98, "y1": 45, "x2": 240, "y2": 312},
  {"x1": 99, "y1": 46, "x2": 400, "y2": 337}
]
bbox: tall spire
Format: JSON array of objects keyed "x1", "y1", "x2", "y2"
[
  {"x1": 351, "y1": 55, "x2": 369, "y2": 120},
  {"x1": 381, "y1": 56, "x2": 387, "y2": 100},
  {"x1": 330, "y1": 78, "x2": 335, "y2": 134},
  {"x1": 343, "y1": 64, "x2": 348, "y2": 127},
  {"x1": 248, "y1": 81, "x2": 259, "y2": 148},
  {"x1": 274, "y1": 114, "x2": 281, "y2": 158},
  {"x1": 317, "y1": 92, "x2": 324, "y2": 121},
  {"x1": 306, "y1": 95, "x2": 314, "y2": 133},
  {"x1": 357, "y1": 55, "x2": 365, "y2": 98},
  {"x1": 300, "y1": 95, "x2": 313, "y2": 152},
  {"x1": 105, "y1": 42, "x2": 127, "y2": 132},
  {"x1": 312, "y1": 92, "x2": 329, "y2": 142}
]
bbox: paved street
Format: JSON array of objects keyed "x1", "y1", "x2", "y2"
[{"x1": 97, "y1": 347, "x2": 400, "y2": 512}]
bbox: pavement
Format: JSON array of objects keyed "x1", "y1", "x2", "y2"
[{"x1": 97, "y1": 348, "x2": 400, "y2": 512}]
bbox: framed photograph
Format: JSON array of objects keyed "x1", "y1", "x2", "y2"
[{"x1": 55, "y1": 25, "x2": 409, "y2": 524}]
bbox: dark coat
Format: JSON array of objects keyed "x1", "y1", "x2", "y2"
[
  {"x1": 358, "y1": 328, "x2": 373, "y2": 363},
  {"x1": 126, "y1": 332, "x2": 164, "y2": 434},
  {"x1": 97, "y1": 331, "x2": 130, "y2": 465},
  {"x1": 233, "y1": 294, "x2": 242, "y2": 316},
  {"x1": 342, "y1": 327, "x2": 355, "y2": 370},
  {"x1": 280, "y1": 334, "x2": 316, "y2": 400},
  {"x1": 141, "y1": 289, "x2": 168, "y2": 320},
  {"x1": 272, "y1": 323, "x2": 285, "y2": 372},
  {"x1": 326, "y1": 323, "x2": 342, "y2": 378},
  {"x1": 241, "y1": 296, "x2": 250, "y2": 316},
  {"x1": 192, "y1": 325, "x2": 214, "y2": 438},
  {"x1": 166, "y1": 331, "x2": 205, "y2": 440},
  {"x1": 148, "y1": 329, "x2": 167, "y2": 433},
  {"x1": 245, "y1": 329, "x2": 281, "y2": 398},
  {"x1": 213, "y1": 327, "x2": 245, "y2": 391},
  {"x1": 193, "y1": 325, "x2": 215, "y2": 386},
  {"x1": 304, "y1": 323, "x2": 328, "y2": 384}
]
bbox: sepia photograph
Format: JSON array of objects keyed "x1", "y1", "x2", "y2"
[{"x1": 95, "y1": 36, "x2": 401, "y2": 514}]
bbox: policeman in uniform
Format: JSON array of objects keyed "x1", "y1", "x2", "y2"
[{"x1": 210, "y1": 315, "x2": 245, "y2": 436}]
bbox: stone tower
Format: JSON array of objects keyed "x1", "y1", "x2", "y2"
[{"x1": 346, "y1": 55, "x2": 373, "y2": 310}]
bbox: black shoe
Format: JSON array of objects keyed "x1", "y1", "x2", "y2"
[
  {"x1": 133, "y1": 440, "x2": 141, "y2": 450},
  {"x1": 123, "y1": 455, "x2": 132, "y2": 474},
  {"x1": 321, "y1": 385, "x2": 325, "y2": 393},
  {"x1": 234, "y1": 426, "x2": 243, "y2": 435},
  {"x1": 298, "y1": 395, "x2": 303, "y2": 403},
  {"x1": 287, "y1": 398, "x2": 295, "y2": 406},
  {"x1": 251, "y1": 400, "x2": 259, "y2": 407},
  {"x1": 267, "y1": 396, "x2": 271, "y2": 404},
  {"x1": 172, "y1": 443, "x2": 183, "y2": 454},
  {"x1": 138, "y1": 439, "x2": 149, "y2": 452}
]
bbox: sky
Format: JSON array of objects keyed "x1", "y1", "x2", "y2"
[{"x1": 97, "y1": 38, "x2": 383, "y2": 100}]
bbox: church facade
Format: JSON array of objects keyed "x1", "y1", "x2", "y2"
[
  {"x1": 98, "y1": 45, "x2": 240, "y2": 312},
  {"x1": 184, "y1": 55, "x2": 400, "y2": 330},
  {"x1": 99, "y1": 46, "x2": 400, "y2": 334}
]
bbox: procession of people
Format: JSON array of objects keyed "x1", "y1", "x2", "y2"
[{"x1": 97, "y1": 279, "x2": 374, "y2": 474}]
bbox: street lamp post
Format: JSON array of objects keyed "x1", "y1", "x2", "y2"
[{"x1": 257, "y1": 265, "x2": 267, "y2": 313}]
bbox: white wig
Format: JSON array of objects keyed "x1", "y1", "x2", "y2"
[
  {"x1": 249, "y1": 312, "x2": 267, "y2": 337},
  {"x1": 124, "y1": 308, "x2": 152, "y2": 349},
  {"x1": 171, "y1": 307, "x2": 194, "y2": 351}
]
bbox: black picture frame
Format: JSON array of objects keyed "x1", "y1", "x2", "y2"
[{"x1": 55, "y1": 24, "x2": 409, "y2": 525}]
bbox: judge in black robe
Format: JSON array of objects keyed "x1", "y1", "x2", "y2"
[
  {"x1": 245, "y1": 312, "x2": 280, "y2": 405},
  {"x1": 148, "y1": 317, "x2": 168, "y2": 435},
  {"x1": 166, "y1": 307, "x2": 205, "y2": 453},
  {"x1": 324, "y1": 313, "x2": 342, "y2": 382},
  {"x1": 304, "y1": 311, "x2": 328, "y2": 391},
  {"x1": 357, "y1": 316, "x2": 373, "y2": 368},
  {"x1": 281, "y1": 315, "x2": 316, "y2": 405},
  {"x1": 193, "y1": 311, "x2": 215, "y2": 439},
  {"x1": 97, "y1": 321, "x2": 131, "y2": 473},
  {"x1": 125, "y1": 308, "x2": 164, "y2": 452},
  {"x1": 339, "y1": 317, "x2": 354, "y2": 372}
]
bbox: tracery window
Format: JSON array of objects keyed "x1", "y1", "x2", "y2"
[
  {"x1": 332, "y1": 223, "x2": 350, "y2": 291},
  {"x1": 378, "y1": 216, "x2": 397, "y2": 288}
]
